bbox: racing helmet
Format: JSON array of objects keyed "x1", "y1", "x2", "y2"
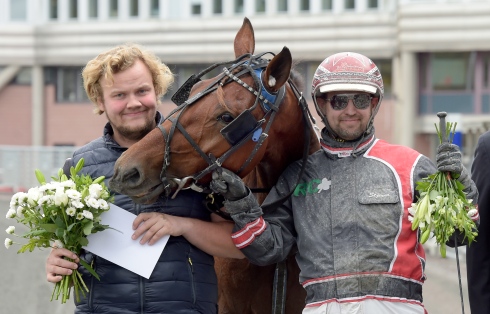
[{"x1": 311, "y1": 52, "x2": 384, "y2": 135}]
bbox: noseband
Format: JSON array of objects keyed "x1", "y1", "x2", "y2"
[{"x1": 158, "y1": 52, "x2": 311, "y2": 200}]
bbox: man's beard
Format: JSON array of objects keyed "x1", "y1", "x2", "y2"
[
  {"x1": 112, "y1": 117, "x2": 155, "y2": 142},
  {"x1": 336, "y1": 127, "x2": 363, "y2": 141}
]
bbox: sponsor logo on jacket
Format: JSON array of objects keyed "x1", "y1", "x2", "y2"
[{"x1": 293, "y1": 178, "x2": 331, "y2": 196}]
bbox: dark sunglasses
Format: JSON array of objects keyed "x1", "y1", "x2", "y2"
[{"x1": 324, "y1": 94, "x2": 373, "y2": 110}]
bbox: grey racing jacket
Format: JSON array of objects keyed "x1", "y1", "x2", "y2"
[{"x1": 224, "y1": 133, "x2": 476, "y2": 309}]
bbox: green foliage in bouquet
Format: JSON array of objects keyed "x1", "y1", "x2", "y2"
[
  {"x1": 409, "y1": 122, "x2": 478, "y2": 258},
  {"x1": 5, "y1": 158, "x2": 114, "y2": 304}
]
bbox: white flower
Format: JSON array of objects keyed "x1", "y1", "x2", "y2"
[
  {"x1": 89, "y1": 184, "x2": 103, "y2": 198},
  {"x1": 38, "y1": 195, "x2": 53, "y2": 206},
  {"x1": 71, "y1": 199, "x2": 84, "y2": 209},
  {"x1": 53, "y1": 240, "x2": 64, "y2": 249},
  {"x1": 59, "y1": 180, "x2": 75, "y2": 188},
  {"x1": 85, "y1": 197, "x2": 99, "y2": 209},
  {"x1": 39, "y1": 182, "x2": 57, "y2": 192},
  {"x1": 66, "y1": 189, "x2": 81, "y2": 200},
  {"x1": 468, "y1": 209, "x2": 478, "y2": 217},
  {"x1": 408, "y1": 205, "x2": 416, "y2": 216},
  {"x1": 6, "y1": 208, "x2": 16, "y2": 219},
  {"x1": 408, "y1": 215, "x2": 414, "y2": 222},
  {"x1": 16, "y1": 206, "x2": 25, "y2": 218},
  {"x1": 4, "y1": 238, "x2": 13, "y2": 249},
  {"x1": 27, "y1": 187, "x2": 43, "y2": 205},
  {"x1": 76, "y1": 212, "x2": 84, "y2": 220},
  {"x1": 5, "y1": 226, "x2": 15, "y2": 234},
  {"x1": 10, "y1": 192, "x2": 27, "y2": 207},
  {"x1": 434, "y1": 195, "x2": 444, "y2": 207},
  {"x1": 54, "y1": 189, "x2": 69, "y2": 207},
  {"x1": 66, "y1": 207, "x2": 76, "y2": 217},
  {"x1": 82, "y1": 210, "x2": 94, "y2": 220},
  {"x1": 98, "y1": 199, "x2": 109, "y2": 210}
]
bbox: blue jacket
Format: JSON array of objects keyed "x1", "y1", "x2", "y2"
[{"x1": 70, "y1": 113, "x2": 218, "y2": 314}]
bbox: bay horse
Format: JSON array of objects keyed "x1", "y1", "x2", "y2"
[{"x1": 109, "y1": 18, "x2": 320, "y2": 313}]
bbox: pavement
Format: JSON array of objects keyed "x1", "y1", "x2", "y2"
[{"x1": 0, "y1": 195, "x2": 471, "y2": 314}]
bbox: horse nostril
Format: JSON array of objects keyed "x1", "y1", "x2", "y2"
[{"x1": 123, "y1": 167, "x2": 142, "y2": 187}]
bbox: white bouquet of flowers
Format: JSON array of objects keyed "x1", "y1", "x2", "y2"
[
  {"x1": 4, "y1": 158, "x2": 113, "y2": 304},
  {"x1": 409, "y1": 121, "x2": 478, "y2": 257}
]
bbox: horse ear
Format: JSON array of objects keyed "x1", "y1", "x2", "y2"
[
  {"x1": 234, "y1": 17, "x2": 255, "y2": 58},
  {"x1": 263, "y1": 47, "x2": 292, "y2": 93}
]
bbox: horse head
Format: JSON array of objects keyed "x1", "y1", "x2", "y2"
[
  {"x1": 110, "y1": 17, "x2": 318, "y2": 205},
  {"x1": 109, "y1": 17, "x2": 318, "y2": 314}
]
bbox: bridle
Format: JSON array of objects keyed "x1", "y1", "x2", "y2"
[
  {"x1": 159, "y1": 52, "x2": 284, "y2": 198},
  {"x1": 160, "y1": 52, "x2": 317, "y2": 314},
  {"x1": 158, "y1": 52, "x2": 316, "y2": 204}
]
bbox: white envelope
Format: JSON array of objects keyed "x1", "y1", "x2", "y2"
[{"x1": 84, "y1": 203, "x2": 169, "y2": 279}]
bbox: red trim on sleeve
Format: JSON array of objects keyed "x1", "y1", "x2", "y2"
[{"x1": 231, "y1": 217, "x2": 266, "y2": 249}]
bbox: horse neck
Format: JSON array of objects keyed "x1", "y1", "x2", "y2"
[{"x1": 243, "y1": 124, "x2": 320, "y2": 204}]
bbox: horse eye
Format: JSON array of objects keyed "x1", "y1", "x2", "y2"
[{"x1": 218, "y1": 113, "x2": 235, "y2": 124}]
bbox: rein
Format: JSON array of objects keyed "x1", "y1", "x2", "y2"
[
  {"x1": 160, "y1": 53, "x2": 318, "y2": 314},
  {"x1": 158, "y1": 52, "x2": 286, "y2": 199},
  {"x1": 158, "y1": 52, "x2": 317, "y2": 217}
]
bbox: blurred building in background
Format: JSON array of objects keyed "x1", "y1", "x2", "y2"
[{"x1": 1, "y1": 0, "x2": 489, "y2": 189}]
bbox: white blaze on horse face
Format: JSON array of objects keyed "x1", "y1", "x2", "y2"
[{"x1": 268, "y1": 76, "x2": 277, "y2": 87}]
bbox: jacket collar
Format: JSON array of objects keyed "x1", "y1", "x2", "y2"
[{"x1": 320, "y1": 130, "x2": 376, "y2": 159}]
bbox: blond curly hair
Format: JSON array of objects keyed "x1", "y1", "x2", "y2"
[{"x1": 82, "y1": 43, "x2": 174, "y2": 115}]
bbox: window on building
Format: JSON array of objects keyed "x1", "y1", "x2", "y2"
[
  {"x1": 49, "y1": 0, "x2": 58, "y2": 19},
  {"x1": 300, "y1": 0, "x2": 310, "y2": 11},
  {"x1": 129, "y1": 0, "x2": 138, "y2": 17},
  {"x1": 431, "y1": 53, "x2": 472, "y2": 91},
  {"x1": 322, "y1": 0, "x2": 333, "y2": 10},
  {"x1": 191, "y1": 4, "x2": 201, "y2": 15},
  {"x1": 256, "y1": 0, "x2": 266, "y2": 13},
  {"x1": 109, "y1": 0, "x2": 118, "y2": 18},
  {"x1": 235, "y1": 0, "x2": 244, "y2": 13},
  {"x1": 213, "y1": 0, "x2": 223, "y2": 14},
  {"x1": 419, "y1": 52, "x2": 476, "y2": 114},
  {"x1": 69, "y1": 0, "x2": 78, "y2": 19},
  {"x1": 56, "y1": 68, "x2": 89, "y2": 103},
  {"x1": 345, "y1": 0, "x2": 355, "y2": 10},
  {"x1": 484, "y1": 54, "x2": 490, "y2": 89},
  {"x1": 372, "y1": 59, "x2": 392, "y2": 96},
  {"x1": 150, "y1": 0, "x2": 159, "y2": 17},
  {"x1": 10, "y1": 67, "x2": 32, "y2": 85},
  {"x1": 10, "y1": 0, "x2": 27, "y2": 21},
  {"x1": 278, "y1": 0, "x2": 287, "y2": 12},
  {"x1": 88, "y1": 0, "x2": 98, "y2": 18},
  {"x1": 367, "y1": 0, "x2": 378, "y2": 8}
]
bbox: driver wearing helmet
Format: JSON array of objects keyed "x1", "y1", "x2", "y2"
[{"x1": 210, "y1": 52, "x2": 479, "y2": 313}]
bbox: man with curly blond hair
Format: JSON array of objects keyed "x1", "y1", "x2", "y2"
[{"x1": 45, "y1": 43, "x2": 243, "y2": 314}]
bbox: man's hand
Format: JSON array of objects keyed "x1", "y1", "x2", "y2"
[
  {"x1": 210, "y1": 168, "x2": 248, "y2": 201},
  {"x1": 132, "y1": 212, "x2": 190, "y2": 246},
  {"x1": 46, "y1": 248, "x2": 79, "y2": 283},
  {"x1": 436, "y1": 143, "x2": 462, "y2": 176}
]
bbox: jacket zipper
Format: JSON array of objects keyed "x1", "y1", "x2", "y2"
[
  {"x1": 188, "y1": 254, "x2": 197, "y2": 303},
  {"x1": 134, "y1": 202, "x2": 145, "y2": 313}
]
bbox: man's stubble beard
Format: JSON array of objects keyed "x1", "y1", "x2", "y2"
[{"x1": 108, "y1": 113, "x2": 156, "y2": 142}]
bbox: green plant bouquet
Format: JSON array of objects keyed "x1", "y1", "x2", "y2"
[
  {"x1": 409, "y1": 121, "x2": 478, "y2": 258},
  {"x1": 4, "y1": 158, "x2": 113, "y2": 304}
]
